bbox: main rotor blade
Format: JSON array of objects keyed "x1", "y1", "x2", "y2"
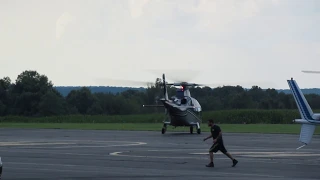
[
  {"x1": 302, "y1": 70, "x2": 320, "y2": 74},
  {"x1": 94, "y1": 78, "x2": 154, "y2": 87},
  {"x1": 186, "y1": 81, "x2": 279, "y2": 88},
  {"x1": 144, "y1": 69, "x2": 201, "y2": 83},
  {"x1": 144, "y1": 69, "x2": 277, "y2": 88}
]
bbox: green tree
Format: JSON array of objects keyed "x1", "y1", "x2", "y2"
[
  {"x1": 10, "y1": 70, "x2": 56, "y2": 116},
  {"x1": 66, "y1": 87, "x2": 95, "y2": 114},
  {"x1": 38, "y1": 90, "x2": 68, "y2": 116}
]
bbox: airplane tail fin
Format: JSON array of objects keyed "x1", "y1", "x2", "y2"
[
  {"x1": 287, "y1": 78, "x2": 318, "y2": 148},
  {"x1": 287, "y1": 78, "x2": 314, "y2": 120},
  {"x1": 298, "y1": 124, "x2": 316, "y2": 147}
]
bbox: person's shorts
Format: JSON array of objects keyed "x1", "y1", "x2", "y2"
[{"x1": 209, "y1": 142, "x2": 227, "y2": 153}]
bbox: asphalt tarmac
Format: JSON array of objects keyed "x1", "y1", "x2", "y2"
[{"x1": 0, "y1": 128, "x2": 319, "y2": 180}]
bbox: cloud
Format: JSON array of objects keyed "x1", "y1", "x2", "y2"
[
  {"x1": 1, "y1": 0, "x2": 320, "y2": 88},
  {"x1": 56, "y1": 12, "x2": 75, "y2": 40},
  {"x1": 173, "y1": 0, "x2": 267, "y2": 32},
  {"x1": 128, "y1": 0, "x2": 150, "y2": 18}
]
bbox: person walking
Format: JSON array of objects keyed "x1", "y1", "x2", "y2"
[{"x1": 203, "y1": 119, "x2": 238, "y2": 167}]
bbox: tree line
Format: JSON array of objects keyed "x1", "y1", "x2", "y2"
[{"x1": 1, "y1": 70, "x2": 320, "y2": 117}]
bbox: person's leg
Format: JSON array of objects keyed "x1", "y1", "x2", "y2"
[
  {"x1": 209, "y1": 152, "x2": 213, "y2": 163},
  {"x1": 220, "y1": 144, "x2": 238, "y2": 167},
  {"x1": 206, "y1": 152, "x2": 214, "y2": 167},
  {"x1": 206, "y1": 143, "x2": 218, "y2": 167},
  {"x1": 224, "y1": 152, "x2": 235, "y2": 160}
]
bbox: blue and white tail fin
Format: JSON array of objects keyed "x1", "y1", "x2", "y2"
[
  {"x1": 287, "y1": 78, "x2": 319, "y2": 147},
  {"x1": 287, "y1": 78, "x2": 314, "y2": 120}
]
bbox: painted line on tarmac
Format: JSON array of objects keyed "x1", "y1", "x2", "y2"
[
  {"x1": 147, "y1": 148, "x2": 320, "y2": 152},
  {"x1": 108, "y1": 151, "x2": 320, "y2": 166},
  {"x1": 147, "y1": 149, "x2": 204, "y2": 152},
  {"x1": 0, "y1": 142, "x2": 77, "y2": 146},
  {"x1": 206, "y1": 172, "x2": 285, "y2": 178},
  {"x1": 62, "y1": 142, "x2": 144, "y2": 148},
  {"x1": 42, "y1": 142, "x2": 147, "y2": 148},
  {"x1": 0, "y1": 141, "x2": 147, "y2": 148},
  {"x1": 108, "y1": 151, "x2": 217, "y2": 160},
  {"x1": 190, "y1": 152, "x2": 320, "y2": 157},
  {"x1": 190, "y1": 151, "x2": 314, "y2": 154},
  {"x1": 240, "y1": 154, "x2": 320, "y2": 157}
]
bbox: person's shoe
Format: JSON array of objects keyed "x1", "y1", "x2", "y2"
[
  {"x1": 232, "y1": 159, "x2": 238, "y2": 167},
  {"x1": 206, "y1": 162, "x2": 214, "y2": 167}
]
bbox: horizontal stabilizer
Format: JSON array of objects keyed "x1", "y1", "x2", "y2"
[{"x1": 299, "y1": 124, "x2": 316, "y2": 145}]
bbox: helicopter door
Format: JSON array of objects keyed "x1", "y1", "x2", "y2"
[
  {"x1": 181, "y1": 98, "x2": 187, "y2": 105},
  {"x1": 181, "y1": 96, "x2": 192, "y2": 106}
]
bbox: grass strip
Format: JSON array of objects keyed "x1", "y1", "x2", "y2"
[{"x1": 0, "y1": 123, "x2": 318, "y2": 134}]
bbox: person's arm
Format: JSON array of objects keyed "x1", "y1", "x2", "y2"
[{"x1": 203, "y1": 134, "x2": 212, "y2": 141}]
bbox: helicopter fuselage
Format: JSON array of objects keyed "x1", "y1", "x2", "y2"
[{"x1": 160, "y1": 99, "x2": 202, "y2": 127}]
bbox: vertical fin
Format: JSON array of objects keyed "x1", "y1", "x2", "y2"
[
  {"x1": 287, "y1": 78, "x2": 314, "y2": 120},
  {"x1": 287, "y1": 78, "x2": 317, "y2": 149}
]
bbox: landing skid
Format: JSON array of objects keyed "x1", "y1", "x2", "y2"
[
  {"x1": 161, "y1": 123, "x2": 167, "y2": 134},
  {"x1": 190, "y1": 123, "x2": 201, "y2": 134},
  {"x1": 161, "y1": 123, "x2": 201, "y2": 134}
]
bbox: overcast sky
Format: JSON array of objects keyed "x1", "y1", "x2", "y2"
[{"x1": 1, "y1": 0, "x2": 320, "y2": 89}]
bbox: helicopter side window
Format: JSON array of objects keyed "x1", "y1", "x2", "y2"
[
  {"x1": 174, "y1": 99, "x2": 180, "y2": 105},
  {"x1": 181, "y1": 98, "x2": 187, "y2": 105}
]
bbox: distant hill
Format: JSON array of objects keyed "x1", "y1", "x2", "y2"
[
  {"x1": 277, "y1": 88, "x2": 320, "y2": 95},
  {"x1": 54, "y1": 86, "x2": 146, "y2": 96},
  {"x1": 54, "y1": 86, "x2": 320, "y2": 96}
]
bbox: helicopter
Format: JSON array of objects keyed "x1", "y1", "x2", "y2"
[
  {"x1": 142, "y1": 73, "x2": 203, "y2": 134},
  {"x1": 95, "y1": 70, "x2": 274, "y2": 135}
]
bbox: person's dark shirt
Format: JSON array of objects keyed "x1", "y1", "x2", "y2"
[{"x1": 210, "y1": 125, "x2": 223, "y2": 143}]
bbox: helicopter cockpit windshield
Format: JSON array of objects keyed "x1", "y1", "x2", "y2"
[
  {"x1": 171, "y1": 96, "x2": 201, "y2": 111},
  {"x1": 171, "y1": 96, "x2": 180, "y2": 105},
  {"x1": 171, "y1": 96, "x2": 190, "y2": 106},
  {"x1": 180, "y1": 96, "x2": 191, "y2": 106}
]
